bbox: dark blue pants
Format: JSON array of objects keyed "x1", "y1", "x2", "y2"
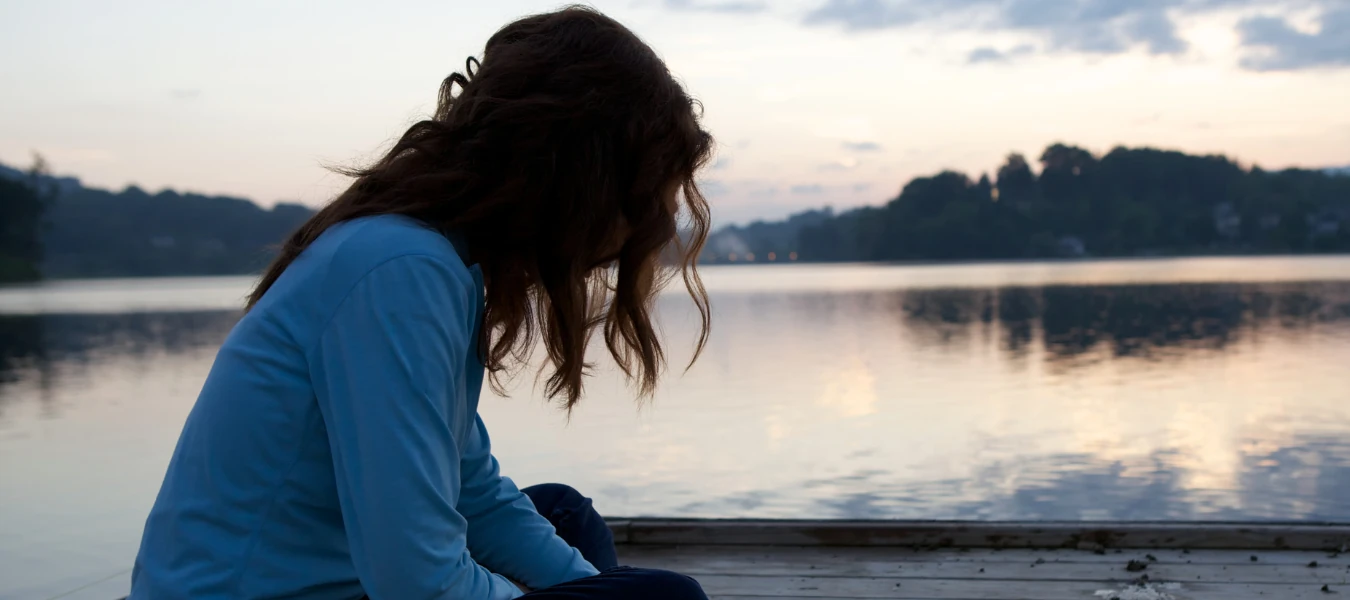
[{"x1": 519, "y1": 484, "x2": 707, "y2": 600}]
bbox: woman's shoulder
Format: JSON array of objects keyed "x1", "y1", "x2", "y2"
[
  {"x1": 311, "y1": 214, "x2": 469, "y2": 278},
  {"x1": 242, "y1": 215, "x2": 478, "y2": 356},
  {"x1": 258, "y1": 215, "x2": 477, "y2": 321}
]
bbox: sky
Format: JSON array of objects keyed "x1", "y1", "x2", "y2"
[{"x1": 2, "y1": 0, "x2": 1348, "y2": 225}]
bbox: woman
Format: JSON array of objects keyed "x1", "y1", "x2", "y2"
[{"x1": 130, "y1": 7, "x2": 713, "y2": 600}]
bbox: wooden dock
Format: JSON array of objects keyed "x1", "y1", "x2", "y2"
[
  {"x1": 611, "y1": 520, "x2": 1350, "y2": 599},
  {"x1": 84, "y1": 520, "x2": 1350, "y2": 600}
]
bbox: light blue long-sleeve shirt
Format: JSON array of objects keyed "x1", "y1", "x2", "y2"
[{"x1": 130, "y1": 215, "x2": 598, "y2": 600}]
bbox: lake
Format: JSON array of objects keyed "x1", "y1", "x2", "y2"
[{"x1": 3, "y1": 257, "x2": 1350, "y2": 599}]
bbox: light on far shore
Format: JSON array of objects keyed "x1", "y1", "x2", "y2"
[{"x1": 701, "y1": 251, "x2": 799, "y2": 263}]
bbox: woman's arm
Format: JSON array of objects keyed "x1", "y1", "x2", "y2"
[
  {"x1": 458, "y1": 416, "x2": 599, "y2": 589},
  {"x1": 308, "y1": 254, "x2": 522, "y2": 600}
]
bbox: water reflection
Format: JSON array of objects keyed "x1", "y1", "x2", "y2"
[
  {"x1": 13, "y1": 281, "x2": 1343, "y2": 397},
  {"x1": 1, "y1": 278, "x2": 1346, "y2": 515},
  {"x1": 4, "y1": 268, "x2": 1350, "y2": 597},
  {"x1": 7, "y1": 264, "x2": 1350, "y2": 597},
  {"x1": 0, "y1": 316, "x2": 43, "y2": 384},
  {"x1": 0, "y1": 311, "x2": 240, "y2": 416},
  {"x1": 681, "y1": 429, "x2": 1350, "y2": 521},
  {"x1": 893, "y1": 283, "x2": 1350, "y2": 361}
]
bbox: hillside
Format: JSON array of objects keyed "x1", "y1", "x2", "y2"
[
  {"x1": 4, "y1": 144, "x2": 1349, "y2": 280},
  {"x1": 702, "y1": 145, "x2": 1350, "y2": 263},
  {"x1": 0, "y1": 164, "x2": 314, "y2": 279}
]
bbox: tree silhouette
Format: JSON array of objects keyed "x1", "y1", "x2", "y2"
[
  {"x1": 0, "y1": 156, "x2": 51, "y2": 283},
  {"x1": 748, "y1": 143, "x2": 1350, "y2": 263}
]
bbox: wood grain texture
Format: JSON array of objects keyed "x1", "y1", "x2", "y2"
[
  {"x1": 692, "y1": 573, "x2": 1341, "y2": 599},
  {"x1": 611, "y1": 522, "x2": 1350, "y2": 600},
  {"x1": 608, "y1": 519, "x2": 1350, "y2": 550},
  {"x1": 621, "y1": 545, "x2": 1350, "y2": 584}
]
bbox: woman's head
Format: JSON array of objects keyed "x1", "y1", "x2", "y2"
[{"x1": 249, "y1": 6, "x2": 714, "y2": 409}]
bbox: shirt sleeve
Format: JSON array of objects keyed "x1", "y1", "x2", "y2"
[
  {"x1": 307, "y1": 254, "x2": 522, "y2": 600},
  {"x1": 459, "y1": 415, "x2": 600, "y2": 589}
]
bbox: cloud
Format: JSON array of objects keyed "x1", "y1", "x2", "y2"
[
  {"x1": 664, "y1": 0, "x2": 768, "y2": 14},
  {"x1": 806, "y1": 0, "x2": 1192, "y2": 55},
  {"x1": 1000, "y1": 1, "x2": 1191, "y2": 55},
  {"x1": 803, "y1": 0, "x2": 927, "y2": 29},
  {"x1": 819, "y1": 157, "x2": 861, "y2": 171},
  {"x1": 791, "y1": 184, "x2": 826, "y2": 194},
  {"x1": 967, "y1": 43, "x2": 1036, "y2": 63},
  {"x1": 842, "y1": 141, "x2": 883, "y2": 151},
  {"x1": 169, "y1": 89, "x2": 202, "y2": 101},
  {"x1": 1127, "y1": 7, "x2": 1189, "y2": 54},
  {"x1": 804, "y1": 0, "x2": 1348, "y2": 66},
  {"x1": 1238, "y1": 7, "x2": 1350, "y2": 71},
  {"x1": 711, "y1": 156, "x2": 733, "y2": 170},
  {"x1": 968, "y1": 47, "x2": 1007, "y2": 63}
]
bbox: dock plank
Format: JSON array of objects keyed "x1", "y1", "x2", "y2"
[
  {"x1": 622, "y1": 544, "x2": 1349, "y2": 566},
  {"x1": 614, "y1": 520, "x2": 1350, "y2": 599},
  {"x1": 85, "y1": 520, "x2": 1350, "y2": 600},
  {"x1": 610, "y1": 519, "x2": 1350, "y2": 551},
  {"x1": 621, "y1": 545, "x2": 1350, "y2": 584},
  {"x1": 687, "y1": 573, "x2": 1338, "y2": 599}
]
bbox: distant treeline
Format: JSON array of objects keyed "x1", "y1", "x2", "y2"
[
  {"x1": 705, "y1": 143, "x2": 1350, "y2": 263},
  {"x1": 0, "y1": 165, "x2": 46, "y2": 283},
  {"x1": 0, "y1": 163, "x2": 314, "y2": 282},
  {"x1": 3, "y1": 142, "x2": 1349, "y2": 282}
]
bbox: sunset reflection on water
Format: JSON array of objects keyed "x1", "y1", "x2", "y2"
[{"x1": 2, "y1": 257, "x2": 1349, "y2": 598}]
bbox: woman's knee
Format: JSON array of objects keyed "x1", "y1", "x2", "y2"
[
  {"x1": 623, "y1": 568, "x2": 707, "y2": 600},
  {"x1": 522, "y1": 483, "x2": 586, "y2": 508}
]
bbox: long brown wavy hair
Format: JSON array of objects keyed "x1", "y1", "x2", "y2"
[{"x1": 247, "y1": 6, "x2": 714, "y2": 409}]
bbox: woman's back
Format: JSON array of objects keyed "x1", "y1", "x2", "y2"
[{"x1": 132, "y1": 215, "x2": 488, "y2": 599}]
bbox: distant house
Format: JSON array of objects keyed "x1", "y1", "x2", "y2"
[
  {"x1": 1258, "y1": 213, "x2": 1282, "y2": 231},
  {"x1": 1307, "y1": 210, "x2": 1344, "y2": 239},
  {"x1": 1057, "y1": 236, "x2": 1086, "y2": 258},
  {"x1": 1213, "y1": 202, "x2": 1241, "y2": 239}
]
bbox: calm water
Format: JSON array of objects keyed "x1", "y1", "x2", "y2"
[{"x1": 3, "y1": 257, "x2": 1350, "y2": 599}]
